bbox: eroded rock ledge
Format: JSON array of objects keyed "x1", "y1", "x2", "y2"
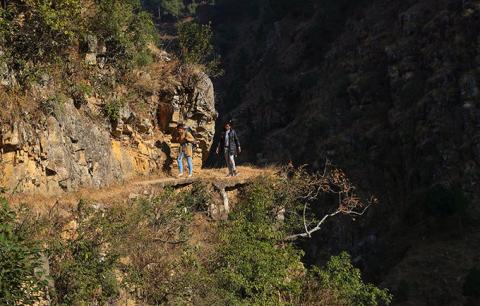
[{"x1": 0, "y1": 71, "x2": 217, "y2": 194}]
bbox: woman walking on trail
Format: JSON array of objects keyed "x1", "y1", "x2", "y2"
[
  {"x1": 216, "y1": 121, "x2": 241, "y2": 177},
  {"x1": 172, "y1": 124, "x2": 195, "y2": 177}
]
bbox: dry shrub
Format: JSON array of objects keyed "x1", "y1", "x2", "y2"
[{"x1": 128, "y1": 59, "x2": 181, "y2": 95}]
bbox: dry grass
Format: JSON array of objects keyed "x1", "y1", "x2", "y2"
[
  {"x1": 5, "y1": 166, "x2": 277, "y2": 213},
  {"x1": 0, "y1": 88, "x2": 37, "y2": 122},
  {"x1": 199, "y1": 165, "x2": 277, "y2": 180},
  {"x1": 128, "y1": 58, "x2": 181, "y2": 95}
]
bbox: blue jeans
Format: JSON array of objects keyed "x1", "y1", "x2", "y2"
[{"x1": 177, "y1": 152, "x2": 193, "y2": 175}]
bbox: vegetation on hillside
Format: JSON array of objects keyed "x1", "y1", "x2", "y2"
[
  {"x1": 0, "y1": 196, "x2": 47, "y2": 305},
  {"x1": 0, "y1": 0, "x2": 156, "y2": 69},
  {"x1": 143, "y1": 0, "x2": 213, "y2": 20},
  {"x1": 177, "y1": 20, "x2": 222, "y2": 76},
  {"x1": 0, "y1": 171, "x2": 392, "y2": 305},
  {"x1": 0, "y1": 0, "x2": 222, "y2": 128},
  {"x1": 0, "y1": 0, "x2": 158, "y2": 121}
]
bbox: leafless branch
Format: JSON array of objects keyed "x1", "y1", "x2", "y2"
[
  {"x1": 285, "y1": 210, "x2": 342, "y2": 240},
  {"x1": 280, "y1": 160, "x2": 377, "y2": 241},
  {"x1": 302, "y1": 202, "x2": 309, "y2": 237}
]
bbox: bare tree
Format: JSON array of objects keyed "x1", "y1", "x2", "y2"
[{"x1": 279, "y1": 160, "x2": 377, "y2": 241}]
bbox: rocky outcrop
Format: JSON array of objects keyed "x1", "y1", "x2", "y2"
[
  {"x1": 158, "y1": 71, "x2": 218, "y2": 171},
  {"x1": 0, "y1": 63, "x2": 216, "y2": 194}
]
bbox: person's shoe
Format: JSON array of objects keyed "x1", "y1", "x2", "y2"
[
  {"x1": 233, "y1": 170, "x2": 239, "y2": 177},
  {"x1": 177, "y1": 173, "x2": 184, "y2": 178},
  {"x1": 226, "y1": 173, "x2": 232, "y2": 177},
  {"x1": 188, "y1": 173, "x2": 193, "y2": 178}
]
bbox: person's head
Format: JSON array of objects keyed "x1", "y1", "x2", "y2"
[
  {"x1": 177, "y1": 124, "x2": 185, "y2": 132},
  {"x1": 224, "y1": 122, "x2": 231, "y2": 131}
]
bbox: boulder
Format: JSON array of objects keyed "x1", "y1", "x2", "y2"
[{"x1": 160, "y1": 71, "x2": 217, "y2": 173}]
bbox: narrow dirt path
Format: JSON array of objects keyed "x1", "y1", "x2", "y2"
[{"x1": 6, "y1": 166, "x2": 275, "y2": 211}]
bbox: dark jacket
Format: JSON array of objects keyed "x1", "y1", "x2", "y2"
[{"x1": 217, "y1": 129, "x2": 241, "y2": 155}]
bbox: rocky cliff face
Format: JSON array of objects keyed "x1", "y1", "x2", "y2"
[
  {"x1": 213, "y1": 0, "x2": 480, "y2": 212},
  {"x1": 215, "y1": 1, "x2": 480, "y2": 190},
  {"x1": 208, "y1": 0, "x2": 480, "y2": 303},
  {"x1": 0, "y1": 49, "x2": 217, "y2": 194}
]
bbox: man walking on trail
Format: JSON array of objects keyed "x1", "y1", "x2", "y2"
[
  {"x1": 216, "y1": 121, "x2": 241, "y2": 177},
  {"x1": 172, "y1": 124, "x2": 195, "y2": 177}
]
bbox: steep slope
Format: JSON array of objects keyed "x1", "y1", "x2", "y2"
[
  {"x1": 0, "y1": 1, "x2": 217, "y2": 194},
  {"x1": 0, "y1": 56, "x2": 217, "y2": 194},
  {"x1": 206, "y1": 0, "x2": 480, "y2": 304},
  {"x1": 212, "y1": 0, "x2": 480, "y2": 190}
]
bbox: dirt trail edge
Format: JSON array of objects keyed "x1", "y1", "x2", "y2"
[{"x1": 6, "y1": 166, "x2": 276, "y2": 218}]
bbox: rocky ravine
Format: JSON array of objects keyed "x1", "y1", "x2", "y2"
[
  {"x1": 213, "y1": 0, "x2": 480, "y2": 226},
  {"x1": 207, "y1": 0, "x2": 480, "y2": 304},
  {"x1": 0, "y1": 57, "x2": 217, "y2": 195},
  {"x1": 216, "y1": 0, "x2": 480, "y2": 192}
]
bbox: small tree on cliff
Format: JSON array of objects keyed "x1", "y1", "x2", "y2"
[
  {"x1": 177, "y1": 21, "x2": 222, "y2": 77},
  {"x1": 93, "y1": 0, "x2": 158, "y2": 67}
]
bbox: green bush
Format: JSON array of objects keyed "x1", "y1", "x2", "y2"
[
  {"x1": 212, "y1": 179, "x2": 392, "y2": 306},
  {"x1": 39, "y1": 93, "x2": 68, "y2": 118},
  {"x1": 0, "y1": 177, "x2": 392, "y2": 305},
  {"x1": 181, "y1": 182, "x2": 212, "y2": 212},
  {"x1": 133, "y1": 50, "x2": 154, "y2": 67},
  {"x1": 93, "y1": 0, "x2": 158, "y2": 67},
  {"x1": 177, "y1": 21, "x2": 222, "y2": 77},
  {"x1": 0, "y1": 0, "x2": 82, "y2": 64},
  {"x1": 0, "y1": 8, "x2": 9, "y2": 42},
  {"x1": 118, "y1": 189, "x2": 203, "y2": 304},
  {"x1": 215, "y1": 181, "x2": 305, "y2": 305},
  {"x1": 48, "y1": 201, "x2": 120, "y2": 305},
  {"x1": 160, "y1": 0, "x2": 185, "y2": 17},
  {"x1": 70, "y1": 83, "x2": 93, "y2": 108},
  {"x1": 143, "y1": 0, "x2": 184, "y2": 18},
  {"x1": 0, "y1": 197, "x2": 47, "y2": 305},
  {"x1": 102, "y1": 99, "x2": 123, "y2": 123},
  {"x1": 0, "y1": 0, "x2": 157, "y2": 71},
  {"x1": 308, "y1": 252, "x2": 392, "y2": 306},
  {"x1": 143, "y1": 0, "x2": 213, "y2": 19}
]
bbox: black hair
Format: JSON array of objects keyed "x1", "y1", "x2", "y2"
[{"x1": 224, "y1": 118, "x2": 234, "y2": 126}]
